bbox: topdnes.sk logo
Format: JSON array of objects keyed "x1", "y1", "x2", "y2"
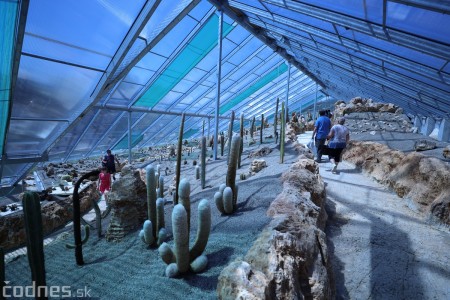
[{"x1": 2, "y1": 281, "x2": 92, "y2": 298}]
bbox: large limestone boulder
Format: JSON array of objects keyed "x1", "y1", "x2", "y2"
[
  {"x1": 217, "y1": 159, "x2": 334, "y2": 299},
  {"x1": 343, "y1": 141, "x2": 450, "y2": 225},
  {"x1": 106, "y1": 167, "x2": 147, "y2": 242}
]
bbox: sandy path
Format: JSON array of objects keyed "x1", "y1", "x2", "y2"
[{"x1": 321, "y1": 161, "x2": 450, "y2": 299}]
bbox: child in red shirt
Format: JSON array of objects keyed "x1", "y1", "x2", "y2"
[{"x1": 98, "y1": 167, "x2": 111, "y2": 194}]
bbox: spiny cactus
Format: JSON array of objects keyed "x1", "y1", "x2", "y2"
[
  {"x1": 175, "y1": 113, "x2": 186, "y2": 205},
  {"x1": 238, "y1": 113, "x2": 244, "y2": 168},
  {"x1": 65, "y1": 225, "x2": 90, "y2": 249},
  {"x1": 71, "y1": 169, "x2": 99, "y2": 265},
  {"x1": 158, "y1": 174, "x2": 164, "y2": 198},
  {"x1": 260, "y1": 114, "x2": 264, "y2": 144},
  {"x1": 141, "y1": 165, "x2": 166, "y2": 246},
  {"x1": 201, "y1": 136, "x2": 206, "y2": 189},
  {"x1": 178, "y1": 179, "x2": 191, "y2": 232},
  {"x1": 280, "y1": 102, "x2": 286, "y2": 163},
  {"x1": 227, "y1": 111, "x2": 235, "y2": 165},
  {"x1": 250, "y1": 116, "x2": 255, "y2": 138},
  {"x1": 216, "y1": 135, "x2": 241, "y2": 214},
  {"x1": 158, "y1": 198, "x2": 211, "y2": 277},
  {"x1": 220, "y1": 133, "x2": 225, "y2": 156},
  {"x1": 22, "y1": 191, "x2": 46, "y2": 293},
  {"x1": 274, "y1": 97, "x2": 279, "y2": 136}
]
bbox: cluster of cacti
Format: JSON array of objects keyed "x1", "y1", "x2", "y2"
[
  {"x1": 69, "y1": 169, "x2": 99, "y2": 265},
  {"x1": 227, "y1": 111, "x2": 235, "y2": 164},
  {"x1": 260, "y1": 114, "x2": 264, "y2": 144},
  {"x1": 158, "y1": 179, "x2": 211, "y2": 277},
  {"x1": 201, "y1": 136, "x2": 206, "y2": 189},
  {"x1": 140, "y1": 165, "x2": 166, "y2": 246},
  {"x1": 240, "y1": 173, "x2": 248, "y2": 180},
  {"x1": 175, "y1": 113, "x2": 186, "y2": 205},
  {"x1": 22, "y1": 191, "x2": 47, "y2": 292},
  {"x1": 215, "y1": 135, "x2": 240, "y2": 214},
  {"x1": 280, "y1": 102, "x2": 286, "y2": 163},
  {"x1": 238, "y1": 113, "x2": 244, "y2": 168}
]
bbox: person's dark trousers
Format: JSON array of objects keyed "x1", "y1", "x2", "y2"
[{"x1": 315, "y1": 138, "x2": 327, "y2": 162}]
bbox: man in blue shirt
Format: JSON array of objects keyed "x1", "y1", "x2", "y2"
[{"x1": 312, "y1": 110, "x2": 331, "y2": 163}]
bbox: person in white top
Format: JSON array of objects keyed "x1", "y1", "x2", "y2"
[{"x1": 326, "y1": 117, "x2": 350, "y2": 174}]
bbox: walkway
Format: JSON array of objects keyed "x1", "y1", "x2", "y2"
[{"x1": 297, "y1": 132, "x2": 450, "y2": 299}]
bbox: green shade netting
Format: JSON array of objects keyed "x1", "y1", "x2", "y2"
[
  {"x1": 134, "y1": 14, "x2": 234, "y2": 108},
  {"x1": 114, "y1": 134, "x2": 144, "y2": 151},
  {"x1": 0, "y1": 0, "x2": 18, "y2": 154},
  {"x1": 219, "y1": 63, "x2": 288, "y2": 114}
]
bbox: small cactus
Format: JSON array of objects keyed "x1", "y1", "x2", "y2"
[
  {"x1": 195, "y1": 165, "x2": 200, "y2": 180},
  {"x1": 260, "y1": 114, "x2": 264, "y2": 144},
  {"x1": 240, "y1": 173, "x2": 247, "y2": 180},
  {"x1": 227, "y1": 111, "x2": 235, "y2": 165},
  {"x1": 238, "y1": 113, "x2": 244, "y2": 168},
  {"x1": 250, "y1": 116, "x2": 255, "y2": 138}
]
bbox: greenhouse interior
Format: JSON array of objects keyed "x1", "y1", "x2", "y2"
[{"x1": 1, "y1": 0, "x2": 449, "y2": 299}]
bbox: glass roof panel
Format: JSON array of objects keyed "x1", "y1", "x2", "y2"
[
  {"x1": 11, "y1": 56, "x2": 102, "y2": 119},
  {"x1": 386, "y1": 1, "x2": 450, "y2": 44},
  {"x1": 298, "y1": 0, "x2": 383, "y2": 23},
  {"x1": 26, "y1": 0, "x2": 145, "y2": 57},
  {"x1": 134, "y1": 14, "x2": 234, "y2": 108},
  {"x1": 0, "y1": 0, "x2": 18, "y2": 156}
]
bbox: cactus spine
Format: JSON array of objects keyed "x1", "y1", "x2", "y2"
[
  {"x1": 141, "y1": 165, "x2": 166, "y2": 246},
  {"x1": 260, "y1": 114, "x2": 264, "y2": 144},
  {"x1": 280, "y1": 101, "x2": 285, "y2": 163},
  {"x1": 238, "y1": 113, "x2": 244, "y2": 168},
  {"x1": 158, "y1": 198, "x2": 211, "y2": 277},
  {"x1": 175, "y1": 113, "x2": 185, "y2": 205},
  {"x1": 226, "y1": 111, "x2": 235, "y2": 164},
  {"x1": 22, "y1": 191, "x2": 47, "y2": 296},
  {"x1": 201, "y1": 136, "x2": 206, "y2": 189}
]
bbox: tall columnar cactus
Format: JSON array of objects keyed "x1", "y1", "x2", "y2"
[
  {"x1": 140, "y1": 165, "x2": 166, "y2": 246},
  {"x1": 158, "y1": 199, "x2": 211, "y2": 278},
  {"x1": 175, "y1": 113, "x2": 186, "y2": 205},
  {"x1": 260, "y1": 114, "x2": 264, "y2": 144},
  {"x1": 22, "y1": 192, "x2": 47, "y2": 296},
  {"x1": 250, "y1": 116, "x2": 255, "y2": 138},
  {"x1": 70, "y1": 169, "x2": 99, "y2": 265},
  {"x1": 280, "y1": 102, "x2": 286, "y2": 163},
  {"x1": 274, "y1": 97, "x2": 279, "y2": 136},
  {"x1": 238, "y1": 113, "x2": 244, "y2": 168},
  {"x1": 216, "y1": 135, "x2": 241, "y2": 214},
  {"x1": 220, "y1": 133, "x2": 225, "y2": 156},
  {"x1": 201, "y1": 136, "x2": 206, "y2": 189},
  {"x1": 157, "y1": 174, "x2": 164, "y2": 199},
  {"x1": 227, "y1": 110, "x2": 235, "y2": 165}
]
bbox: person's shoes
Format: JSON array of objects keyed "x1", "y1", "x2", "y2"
[{"x1": 332, "y1": 165, "x2": 337, "y2": 174}]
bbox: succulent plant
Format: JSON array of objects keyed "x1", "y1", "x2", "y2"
[
  {"x1": 240, "y1": 173, "x2": 247, "y2": 180},
  {"x1": 1, "y1": 247, "x2": 4, "y2": 297},
  {"x1": 69, "y1": 169, "x2": 99, "y2": 265},
  {"x1": 65, "y1": 225, "x2": 90, "y2": 249},
  {"x1": 274, "y1": 97, "x2": 279, "y2": 136},
  {"x1": 215, "y1": 135, "x2": 240, "y2": 214},
  {"x1": 227, "y1": 111, "x2": 235, "y2": 165},
  {"x1": 158, "y1": 174, "x2": 164, "y2": 199},
  {"x1": 141, "y1": 165, "x2": 166, "y2": 246},
  {"x1": 220, "y1": 133, "x2": 225, "y2": 157},
  {"x1": 280, "y1": 102, "x2": 285, "y2": 163},
  {"x1": 22, "y1": 191, "x2": 46, "y2": 291},
  {"x1": 238, "y1": 113, "x2": 244, "y2": 168},
  {"x1": 175, "y1": 113, "x2": 186, "y2": 205},
  {"x1": 260, "y1": 114, "x2": 264, "y2": 144},
  {"x1": 195, "y1": 165, "x2": 200, "y2": 180},
  {"x1": 158, "y1": 190, "x2": 211, "y2": 277},
  {"x1": 201, "y1": 136, "x2": 206, "y2": 189}
]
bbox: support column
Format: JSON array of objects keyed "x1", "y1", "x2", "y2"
[
  {"x1": 438, "y1": 118, "x2": 450, "y2": 142},
  {"x1": 213, "y1": 10, "x2": 223, "y2": 160},
  {"x1": 421, "y1": 117, "x2": 435, "y2": 136},
  {"x1": 128, "y1": 111, "x2": 132, "y2": 164}
]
